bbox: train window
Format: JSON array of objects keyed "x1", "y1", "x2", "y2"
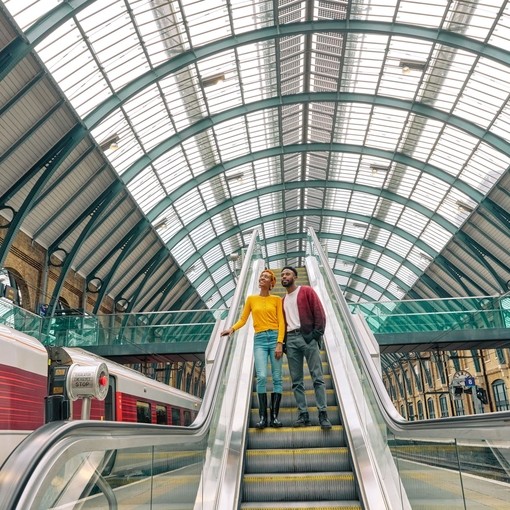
[
  {"x1": 183, "y1": 410, "x2": 191, "y2": 426},
  {"x1": 136, "y1": 401, "x2": 151, "y2": 423},
  {"x1": 156, "y1": 405, "x2": 168, "y2": 424},
  {"x1": 171, "y1": 408, "x2": 181, "y2": 425}
]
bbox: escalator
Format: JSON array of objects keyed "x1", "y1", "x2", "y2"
[
  {"x1": 2, "y1": 228, "x2": 510, "y2": 509},
  {"x1": 240, "y1": 352, "x2": 361, "y2": 509}
]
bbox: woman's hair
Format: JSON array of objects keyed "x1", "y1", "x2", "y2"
[{"x1": 261, "y1": 269, "x2": 277, "y2": 289}]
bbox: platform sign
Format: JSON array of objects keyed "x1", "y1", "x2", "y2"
[
  {"x1": 450, "y1": 370, "x2": 475, "y2": 398},
  {"x1": 464, "y1": 376, "x2": 475, "y2": 387}
]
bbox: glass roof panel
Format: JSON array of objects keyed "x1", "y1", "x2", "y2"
[
  {"x1": 4, "y1": 0, "x2": 58, "y2": 28},
  {"x1": 5, "y1": 0, "x2": 510, "y2": 307}
]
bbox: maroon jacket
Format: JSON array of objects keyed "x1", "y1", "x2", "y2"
[{"x1": 283, "y1": 286, "x2": 326, "y2": 343}]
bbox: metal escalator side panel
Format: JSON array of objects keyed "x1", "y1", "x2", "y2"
[{"x1": 198, "y1": 258, "x2": 266, "y2": 510}]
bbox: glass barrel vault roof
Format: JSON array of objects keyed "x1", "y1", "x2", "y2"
[{"x1": 1, "y1": 0, "x2": 509, "y2": 311}]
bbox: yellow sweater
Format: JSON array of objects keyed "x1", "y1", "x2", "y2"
[{"x1": 232, "y1": 294, "x2": 285, "y2": 344}]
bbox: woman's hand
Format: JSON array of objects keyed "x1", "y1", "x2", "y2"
[
  {"x1": 220, "y1": 328, "x2": 234, "y2": 337},
  {"x1": 275, "y1": 342, "x2": 283, "y2": 360}
]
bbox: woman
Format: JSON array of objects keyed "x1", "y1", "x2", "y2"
[{"x1": 221, "y1": 269, "x2": 285, "y2": 429}]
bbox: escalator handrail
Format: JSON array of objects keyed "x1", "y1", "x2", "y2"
[
  {"x1": 0, "y1": 230, "x2": 263, "y2": 510},
  {"x1": 0, "y1": 343, "x2": 224, "y2": 510},
  {"x1": 307, "y1": 227, "x2": 510, "y2": 439}
]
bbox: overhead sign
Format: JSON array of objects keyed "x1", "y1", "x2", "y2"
[
  {"x1": 464, "y1": 376, "x2": 475, "y2": 387},
  {"x1": 450, "y1": 370, "x2": 475, "y2": 399}
]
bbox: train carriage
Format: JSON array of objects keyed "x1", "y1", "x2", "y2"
[
  {"x1": 50, "y1": 346, "x2": 201, "y2": 426},
  {"x1": 0, "y1": 324, "x2": 48, "y2": 463},
  {"x1": 0, "y1": 326, "x2": 201, "y2": 466}
]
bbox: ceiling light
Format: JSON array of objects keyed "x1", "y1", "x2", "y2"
[
  {"x1": 370, "y1": 164, "x2": 390, "y2": 175},
  {"x1": 201, "y1": 73, "x2": 225, "y2": 88},
  {"x1": 154, "y1": 218, "x2": 168, "y2": 231},
  {"x1": 352, "y1": 222, "x2": 368, "y2": 229},
  {"x1": 456, "y1": 200, "x2": 474, "y2": 213},
  {"x1": 399, "y1": 60, "x2": 427, "y2": 74},
  {"x1": 99, "y1": 134, "x2": 120, "y2": 151},
  {"x1": 420, "y1": 252, "x2": 433, "y2": 263},
  {"x1": 225, "y1": 172, "x2": 244, "y2": 182}
]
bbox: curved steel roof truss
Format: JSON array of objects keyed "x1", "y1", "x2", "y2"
[{"x1": 1, "y1": 2, "x2": 509, "y2": 311}]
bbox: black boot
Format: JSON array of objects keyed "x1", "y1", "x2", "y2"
[
  {"x1": 255, "y1": 393, "x2": 268, "y2": 429},
  {"x1": 293, "y1": 411, "x2": 311, "y2": 427},
  {"x1": 270, "y1": 393, "x2": 283, "y2": 428},
  {"x1": 319, "y1": 410, "x2": 332, "y2": 429}
]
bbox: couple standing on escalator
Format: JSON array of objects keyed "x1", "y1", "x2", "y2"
[{"x1": 220, "y1": 266, "x2": 332, "y2": 430}]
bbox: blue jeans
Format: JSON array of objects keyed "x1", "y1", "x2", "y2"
[
  {"x1": 254, "y1": 330, "x2": 283, "y2": 393},
  {"x1": 286, "y1": 331, "x2": 327, "y2": 413}
]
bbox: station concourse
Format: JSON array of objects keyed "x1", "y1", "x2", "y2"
[{"x1": 0, "y1": 1, "x2": 510, "y2": 509}]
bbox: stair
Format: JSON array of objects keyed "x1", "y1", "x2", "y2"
[{"x1": 240, "y1": 351, "x2": 362, "y2": 509}]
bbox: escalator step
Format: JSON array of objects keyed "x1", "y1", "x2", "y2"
[
  {"x1": 242, "y1": 472, "x2": 357, "y2": 502},
  {"x1": 245, "y1": 447, "x2": 351, "y2": 473},
  {"x1": 249, "y1": 406, "x2": 341, "y2": 428},
  {"x1": 240, "y1": 502, "x2": 362, "y2": 509},
  {"x1": 247, "y1": 426, "x2": 345, "y2": 449}
]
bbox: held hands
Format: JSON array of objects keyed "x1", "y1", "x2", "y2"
[
  {"x1": 275, "y1": 342, "x2": 283, "y2": 360},
  {"x1": 220, "y1": 328, "x2": 234, "y2": 337}
]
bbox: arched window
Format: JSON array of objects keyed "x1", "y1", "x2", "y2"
[
  {"x1": 385, "y1": 379, "x2": 396, "y2": 400},
  {"x1": 492, "y1": 379, "x2": 509, "y2": 411},
  {"x1": 417, "y1": 400, "x2": 424, "y2": 420},
  {"x1": 427, "y1": 398, "x2": 436, "y2": 419},
  {"x1": 0, "y1": 267, "x2": 28, "y2": 308},
  {"x1": 454, "y1": 399, "x2": 465, "y2": 416},
  {"x1": 439, "y1": 395, "x2": 449, "y2": 417},
  {"x1": 407, "y1": 402, "x2": 415, "y2": 421},
  {"x1": 496, "y1": 349, "x2": 506, "y2": 365},
  {"x1": 404, "y1": 370, "x2": 412, "y2": 396},
  {"x1": 400, "y1": 404, "x2": 406, "y2": 419}
]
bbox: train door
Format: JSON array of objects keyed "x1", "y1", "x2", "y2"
[{"x1": 104, "y1": 375, "x2": 116, "y2": 421}]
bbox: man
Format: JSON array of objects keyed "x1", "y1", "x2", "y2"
[{"x1": 281, "y1": 266, "x2": 332, "y2": 429}]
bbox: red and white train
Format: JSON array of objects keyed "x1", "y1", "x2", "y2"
[{"x1": 0, "y1": 324, "x2": 202, "y2": 465}]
